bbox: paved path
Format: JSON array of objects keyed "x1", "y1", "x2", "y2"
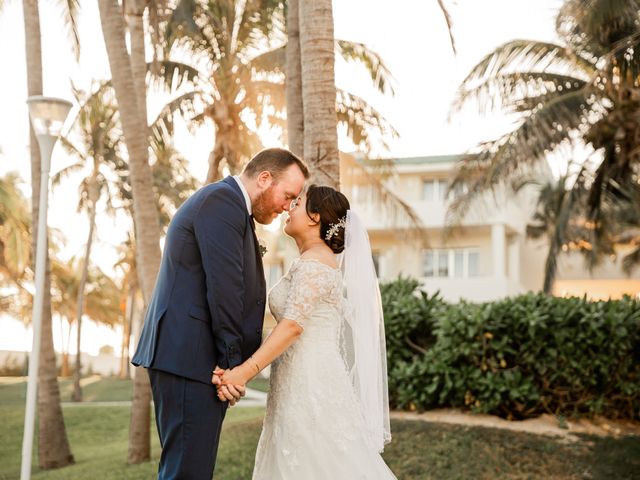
[
  {"x1": 61, "y1": 387, "x2": 268, "y2": 409},
  {"x1": 390, "y1": 409, "x2": 640, "y2": 440}
]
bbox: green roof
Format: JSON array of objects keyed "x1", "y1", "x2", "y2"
[{"x1": 360, "y1": 154, "x2": 462, "y2": 166}]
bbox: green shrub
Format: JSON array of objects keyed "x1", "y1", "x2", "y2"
[{"x1": 381, "y1": 278, "x2": 640, "y2": 420}]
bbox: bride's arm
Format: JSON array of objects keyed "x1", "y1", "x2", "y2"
[{"x1": 218, "y1": 319, "x2": 303, "y2": 387}]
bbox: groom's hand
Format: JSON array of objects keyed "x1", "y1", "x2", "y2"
[{"x1": 211, "y1": 366, "x2": 225, "y2": 386}]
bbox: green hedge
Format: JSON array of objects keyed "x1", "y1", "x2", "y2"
[{"x1": 381, "y1": 277, "x2": 640, "y2": 420}]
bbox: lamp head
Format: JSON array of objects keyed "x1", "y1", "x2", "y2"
[{"x1": 26, "y1": 96, "x2": 73, "y2": 138}]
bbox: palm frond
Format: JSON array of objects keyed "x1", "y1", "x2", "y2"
[
  {"x1": 59, "y1": 0, "x2": 81, "y2": 60},
  {"x1": 151, "y1": 90, "x2": 207, "y2": 138},
  {"x1": 453, "y1": 71, "x2": 589, "y2": 115},
  {"x1": 341, "y1": 155, "x2": 424, "y2": 234},
  {"x1": 448, "y1": 87, "x2": 597, "y2": 225},
  {"x1": 436, "y1": 0, "x2": 456, "y2": 54},
  {"x1": 455, "y1": 40, "x2": 595, "y2": 101},
  {"x1": 149, "y1": 60, "x2": 203, "y2": 94},
  {"x1": 336, "y1": 89, "x2": 399, "y2": 154},
  {"x1": 51, "y1": 158, "x2": 85, "y2": 188},
  {"x1": 336, "y1": 40, "x2": 396, "y2": 96},
  {"x1": 248, "y1": 45, "x2": 286, "y2": 74}
]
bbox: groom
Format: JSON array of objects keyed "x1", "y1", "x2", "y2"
[{"x1": 132, "y1": 148, "x2": 308, "y2": 479}]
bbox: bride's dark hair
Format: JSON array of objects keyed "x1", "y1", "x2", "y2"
[{"x1": 305, "y1": 184, "x2": 350, "y2": 254}]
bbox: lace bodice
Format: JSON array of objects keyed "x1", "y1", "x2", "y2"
[{"x1": 268, "y1": 257, "x2": 343, "y2": 328}]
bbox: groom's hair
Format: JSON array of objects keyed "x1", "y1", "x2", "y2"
[{"x1": 243, "y1": 148, "x2": 309, "y2": 181}]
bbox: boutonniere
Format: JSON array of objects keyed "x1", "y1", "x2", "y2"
[{"x1": 258, "y1": 240, "x2": 267, "y2": 258}]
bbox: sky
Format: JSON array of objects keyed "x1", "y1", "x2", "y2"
[{"x1": 0, "y1": 0, "x2": 563, "y2": 356}]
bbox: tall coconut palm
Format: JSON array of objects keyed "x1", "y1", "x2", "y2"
[
  {"x1": 98, "y1": 0, "x2": 164, "y2": 463},
  {"x1": 154, "y1": 0, "x2": 397, "y2": 184},
  {"x1": 54, "y1": 83, "x2": 122, "y2": 401},
  {"x1": 285, "y1": 0, "x2": 456, "y2": 179},
  {"x1": 21, "y1": 0, "x2": 75, "y2": 468},
  {"x1": 448, "y1": 0, "x2": 640, "y2": 253}
]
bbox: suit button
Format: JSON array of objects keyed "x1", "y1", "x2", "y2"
[
  {"x1": 257, "y1": 299, "x2": 263, "y2": 305},
  {"x1": 256, "y1": 328, "x2": 261, "y2": 334}
]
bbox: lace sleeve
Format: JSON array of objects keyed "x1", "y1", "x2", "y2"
[{"x1": 282, "y1": 261, "x2": 338, "y2": 327}]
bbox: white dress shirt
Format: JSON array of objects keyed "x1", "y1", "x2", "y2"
[{"x1": 232, "y1": 175, "x2": 252, "y2": 215}]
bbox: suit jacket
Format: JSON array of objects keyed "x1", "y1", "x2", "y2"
[{"x1": 132, "y1": 176, "x2": 266, "y2": 384}]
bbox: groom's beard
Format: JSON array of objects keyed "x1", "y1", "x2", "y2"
[{"x1": 252, "y1": 185, "x2": 280, "y2": 224}]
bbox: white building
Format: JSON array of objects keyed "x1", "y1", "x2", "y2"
[
  {"x1": 340, "y1": 153, "x2": 547, "y2": 302},
  {"x1": 260, "y1": 153, "x2": 639, "y2": 304}
]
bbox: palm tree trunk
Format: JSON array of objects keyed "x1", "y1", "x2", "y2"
[
  {"x1": 60, "y1": 317, "x2": 70, "y2": 377},
  {"x1": 71, "y1": 174, "x2": 99, "y2": 402},
  {"x1": 23, "y1": 0, "x2": 74, "y2": 468},
  {"x1": 285, "y1": 0, "x2": 304, "y2": 157},
  {"x1": 298, "y1": 0, "x2": 340, "y2": 188},
  {"x1": 542, "y1": 239, "x2": 559, "y2": 295},
  {"x1": 125, "y1": 0, "x2": 148, "y2": 128},
  {"x1": 98, "y1": 0, "x2": 161, "y2": 463}
]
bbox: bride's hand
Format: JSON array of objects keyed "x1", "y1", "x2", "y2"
[{"x1": 220, "y1": 364, "x2": 252, "y2": 386}]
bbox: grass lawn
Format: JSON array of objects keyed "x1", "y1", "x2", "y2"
[{"x1": 1, "y1": 377, "x2": 639, "y2": 479}]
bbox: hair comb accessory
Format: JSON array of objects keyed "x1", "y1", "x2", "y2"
[{"x1": 324, "y1": 215, "x2": 347, "y2": 241}]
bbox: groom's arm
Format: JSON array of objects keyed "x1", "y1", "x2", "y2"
[{"x1": 194, "y1": 187, "x2": 246, "y2": 370}]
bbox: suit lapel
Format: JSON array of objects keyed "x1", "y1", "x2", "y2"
[
  {"x1": 222, "y1": 177, "x2": 265, "y2": 287},
  {"x1": 250, "y1": 216, "x2": 265, "y2": 284}
]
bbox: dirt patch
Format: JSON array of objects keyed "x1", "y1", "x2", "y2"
[{"x1": 390, "y1": 409, "x2": 640, "y2": 441}]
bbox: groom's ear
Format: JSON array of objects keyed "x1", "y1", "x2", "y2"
[{"x1": 256, "y1": 170, "x2": 273, "y2": 189}]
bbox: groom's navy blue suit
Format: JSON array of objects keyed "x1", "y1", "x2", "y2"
[{"x1": 132, "y1": 176, "x2": 266, "y2": 479}]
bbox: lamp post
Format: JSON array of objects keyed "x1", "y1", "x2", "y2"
[{"x1": 21, "y1": 96, "x2": 72, "y2": 480}]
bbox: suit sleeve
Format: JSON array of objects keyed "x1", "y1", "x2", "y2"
[{"x1": 193, "y1": 187, "x2": 246, "y2": 369}]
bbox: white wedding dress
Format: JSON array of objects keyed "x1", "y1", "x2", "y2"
[{"x1": 252, "y1": 258, "x2": 397, "y2": 479}]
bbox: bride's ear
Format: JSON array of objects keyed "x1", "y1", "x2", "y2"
[{"x1": 307, "y1": 212, "x2": 320, "y2": 225}]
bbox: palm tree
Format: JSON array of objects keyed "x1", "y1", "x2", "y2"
[
  {"x1": 155, "y1": 0, "x2": 397, "y2": 184},
  {"x1": 50, "y1": 257, "x2": 121, "y2": 360},
  {"x1": 448, "y1": 0, "x2": 640, "y2": 253},
  {"x1": 517, "y1": 166, "x2": 596, "y2": 293},
  {"x1": 54, "y1": 83, "x2": 122, "y2": 401},
  {"x1": 284, "y1": 0, "x2": 456, "y2": 178},
  {"x1": 21, "y1": 0, "x2": 75, "y2": 468},
  {"x1": 0, "y1": 173, "x2": 31, "y2": 289},
  {"x1": 113, "y1": 234, "x2": 140, "y2": 379},
  {"x1": 98, "y1": 0, "x2": 164, "y2": 463}
]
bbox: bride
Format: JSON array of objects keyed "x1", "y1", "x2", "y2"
[{"x1": 214, "y1": 184, "x2": 396, "y2": 479}]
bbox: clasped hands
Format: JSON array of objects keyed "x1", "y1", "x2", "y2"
[{"x1": 211, "y1": 364, "x2": 252, "y2": 407}]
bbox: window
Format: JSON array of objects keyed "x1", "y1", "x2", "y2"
[
  {"x1": 422, "y1": 180, "x2": 435, "y2": 201},
  {"x1": 454, "y1": 251, "x2": 464, "y2": 277},
  {"x1": 437, "y1": 251, "x2": 449, "y2": 277},
  {"x1": 423, "y1": 249, "x2": 481, "y2": 278},
  {"x1": 439, "y1": 180, "x2": 448, "y2": 201},
  {"x1": 468, "y1": 251, "x2": 479, "y2": 277},
  {"x1": 422, "y1": 179, "x2": 451, "y2": 202},
  {"x1": 423, "y1": 251, "x2": 434, "y2": 277}
]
